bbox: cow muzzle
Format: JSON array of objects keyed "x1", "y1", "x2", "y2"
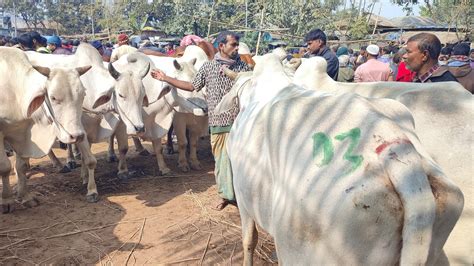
[
  {"x1": 69, "y1": 133, "x2": 85, "y2": 144},
  {"x1": 60, "y1": 133, "x2": 85, "y2": 144},
  {"x1": 135, "y1": 126, "x2": 145, "y2": 133},
  {"x1": 134, "y1": 126, "x2": 146, "y2": 137}
]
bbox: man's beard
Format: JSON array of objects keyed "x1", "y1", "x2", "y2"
[{"x1": 229, "y1": 52, "x2": 239, "y2": 60}]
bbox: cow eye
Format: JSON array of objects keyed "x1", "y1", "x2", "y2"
[
  {"x1": 118, "y1": 93, "x2": 125, "y2": 98},
  {"x1": 50, "y1": 96, "x2": 58, "y2": 102}
]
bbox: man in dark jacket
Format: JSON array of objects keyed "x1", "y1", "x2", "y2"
[
  {"x1": 403, "y1": 33, "x2": 457, "y2": 83},
  {"x1": 448, "y1": 43, "x2": 473, "y2": 93},
  {"x1": 47, "y1": 35, "x2": 72, "y2": 55},
  {"x1": 304, "y1": 29, "x2": 339, "y2": 80}
]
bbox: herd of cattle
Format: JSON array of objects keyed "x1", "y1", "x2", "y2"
[{"x1": 0, "y1": 43, "x2": 472, "y2": 265}]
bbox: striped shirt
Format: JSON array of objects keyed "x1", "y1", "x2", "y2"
[{"x1": 192, "y1": 58, "x2": 250, "y2": 127}]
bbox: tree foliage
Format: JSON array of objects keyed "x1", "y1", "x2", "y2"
[{"x1": 4, "y1": 0, "x2": 465, "y2": 44}]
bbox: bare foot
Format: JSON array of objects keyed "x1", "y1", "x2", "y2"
[{"x1": 212, "y1": 198, "x2": 237, "y2": 211}]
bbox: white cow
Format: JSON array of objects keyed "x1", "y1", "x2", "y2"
[
  {"x1": 0, "y1": 47, "x2": 93, "y2": 212},
  {"x1": 27, "y1": 45, "x2": 149, "y2": 199},
  {"x1": 293, "y1": 57, "x2": 473, "y2": 265},
  {"x1": 106, "y1": 53, "x2": 205, "y2": 175},
  {"x1": 169, "y1": 46, "x2": 209, "y2": 172},
  {"x1": 215, "y1": 54, "x2": 464, "y2": 265},
  {"x1": 108, "y1": 46, "x2": 209, "y2": 173}
]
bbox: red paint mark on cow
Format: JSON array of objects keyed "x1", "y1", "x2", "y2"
[{"x1": 375, "y1": 139, "x2": 412, "y2": 155}]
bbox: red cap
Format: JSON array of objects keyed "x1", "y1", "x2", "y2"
[{"x1": 118, "y1": 34, "x2": 128, "y2": 42}]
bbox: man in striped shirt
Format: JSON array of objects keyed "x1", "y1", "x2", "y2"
[{"x1": 151, "y1": 31, "x2": 251, "y2": 210}]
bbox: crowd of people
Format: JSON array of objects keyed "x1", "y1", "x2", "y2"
[
  {"x1": 1, "y1": 29, "x2": 472, "y2": 211},
  {"x1": 0, "y1": 32, "x2": 177, "y2": 63},
  {"x1": 300, "y1": 30, "x2": 473, "y2": 93}
]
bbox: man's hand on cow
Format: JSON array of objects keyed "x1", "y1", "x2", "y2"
[{"x1": 151, "y1": 69, "x2": 167, "y2": 81}]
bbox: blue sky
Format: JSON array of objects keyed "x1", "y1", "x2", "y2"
[{"x1": 376, "y1": 0, "x2": 421, "y2": 18}]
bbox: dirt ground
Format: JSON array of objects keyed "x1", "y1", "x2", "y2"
[{"x1": 0, "y1": 138, "x2": 276, "y2": 265}]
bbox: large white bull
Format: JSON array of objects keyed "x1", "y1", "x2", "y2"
[
  {"x1": 0, "y1": 47, "x2": 93, "y2": 212},
  {"x1": 27, "y1": 45, "x2": 149, "y2": 200},
  {"x1": 106, "y1": 53, "x2": 205, "y2": 175},
  {"x1": 108, "y1": 45, "x2": 209, "y2": 173},
  {"x1": 293, "y1": 57, "x2": 473, "y2": 265},
  {"x1": 215, "y1": 54, "x2": 463, "y2": 265}
]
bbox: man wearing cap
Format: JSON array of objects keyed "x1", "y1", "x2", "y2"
[
  {"x1": 304, "y1": 29, "x2": 339, "y2": 80},
  {"x1": 354, "y1": 44, "x2": 392, "y2": 82},
  {"x1": 403, "y1": 33, "x2": 457, "y2": 83},
  {"x1": 110, "y1": 33, "x2": 137, "y2": 62},
  {"x1": 47, "y1": 36, "x2": 72, "y2": 55},
  {"x1": 447, "y1": 43, "x2": 473, "y2": 93},
  {"x1": 90, "y1": 40, "x2": 111, "y2": 62}
]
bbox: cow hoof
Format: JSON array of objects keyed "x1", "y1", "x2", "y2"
[
  {"x1": 59, "y1": 165, "x2": 71, "y2": 173},
  {"x1": 86, "y1": 193, "x2": 99, "y2": 203},
  {"x1": 67, "y1": 161, "x2": 78, "y2": 170},
  {"x1": 191, "y1": 163, "x2": 202, "y2": 170},
  {"x1": 107, "y1": 154, "x2": 118, "y2": 163},
  {"x1": 22, "y1": 198, "x2": 40, "y2": 208},
  {"x1": 138, "y1": 149, "x2": 150, "y2": 156},
  {"x1": 2, "y1": 204, "x2": 13, "y2": 213},
  {"x1": 179, "y1": 165, "x2": 190, "y2": 172},
  {"x1": 117, "y1": 172, "x2": 129, "y2": 181},
  {"x1": 160, "y1": 168, "x2": 171, "y2": 176}
]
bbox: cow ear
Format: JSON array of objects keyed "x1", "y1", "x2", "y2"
[
  {"x1": 143, "y1": 95, "x2": 149, "y2": 107},
  {"x1": 32, "y1": 65, "x2": 50, "y2": 78},
  {"x1": 92, "y1": 90, "x2": 112, "y2": 109},
  {"x1": 27, "y1": 94, "x2": 45, "y2": 117},
  {"x1": 173, "y1": 60, "x2": 182, "y2": 71},
  {"x1": 157, "y1": 86, "x2": 171, "y2": 100},
  {"x1": 108, "y1": 62, "x2": 121, "y2": 80},
  {"x1": 76, "y1": 65, "x2": 92, "y2": 76}
]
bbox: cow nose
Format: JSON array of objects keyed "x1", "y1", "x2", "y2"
[
  {"x1": 135, "y1": 126, "x2": 145, "y2": 133},
  {"x1": 71, "y1": 133, "x2": 85, "y2": 143}
]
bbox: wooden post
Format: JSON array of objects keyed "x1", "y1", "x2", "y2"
[
  {"x1": 255, "y1": 4, "x2": 266, "y2": 55},
  {"x1": 207, "y1": 0, "x2": 217, "y2": 39},
  {"x1": 371, "y1": 4, "x2": 382, "y2": 36}
]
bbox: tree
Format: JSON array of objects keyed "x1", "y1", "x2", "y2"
[{"x1": 2, "y1": 0, "x2": 47, "y2": 30}]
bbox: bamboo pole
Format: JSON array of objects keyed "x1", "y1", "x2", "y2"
[
  {"x1": 207, "y1": 1, "x2": 217, "y2": 39},
  {"x1": 255, "y1": 4, "x2": 266, "y2": 55}
]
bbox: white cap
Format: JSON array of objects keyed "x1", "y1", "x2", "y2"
[
  {"x1": 367, "y1": 44, "x2": 380, "y2": 55},
  {"x1": 238, "y1": 42, "x2": 251, "y2": 55}
]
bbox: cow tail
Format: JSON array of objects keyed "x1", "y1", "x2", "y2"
[{"x1": 379, "y1": 140, "x2": 436, "y2": 265}]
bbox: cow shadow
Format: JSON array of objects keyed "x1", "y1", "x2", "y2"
[{"x1": 0, "y1": 137, "x2": 217, "y2": 264}]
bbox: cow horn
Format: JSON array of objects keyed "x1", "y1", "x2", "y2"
[
  {"x1": 32, "y1": 65, "x2": 50, "y2": 78},
  {"x1": 223, "y1": 67, "x2": 238, "y2": 80},
  {"x1": 108, "y1": 62, "x2": 121, "y2": 80},
  {"x1": 76, "y1": 65, "x2": 92, "y2": 76},
  {"x1": 139, "y1": 62, "x2": 151, "y2": 79}
]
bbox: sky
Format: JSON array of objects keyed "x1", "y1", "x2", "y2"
[{"x1": 375, "y1": 0, "x2": 421, "y2": 19}]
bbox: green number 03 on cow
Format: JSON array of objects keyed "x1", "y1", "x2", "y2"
[{"x1": 312, "y1": 127, "x2": 364, "y2": 175}]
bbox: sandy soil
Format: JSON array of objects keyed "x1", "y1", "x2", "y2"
[{"x1": 0, "y1": 138, "x2": 276, "y2": 265}]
